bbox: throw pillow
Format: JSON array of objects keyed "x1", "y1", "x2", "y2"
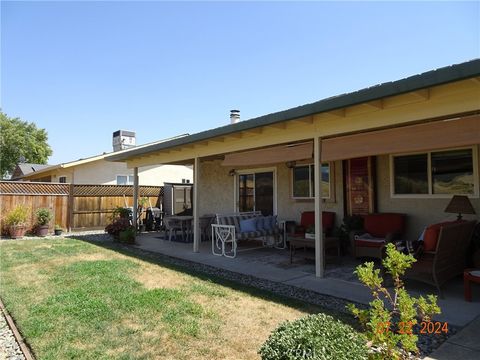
[{"x1": 240, "y1": 218, "x2": 257, "y2": 233}]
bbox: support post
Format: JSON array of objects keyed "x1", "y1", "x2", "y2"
[
  {"x1": 314, "y1": 137, "x2": 324, "y2": 278},
  {"x1": 193, "y1": 157, "x2": 200, "y2": 253},
  {"x1": 133, "y1": 167, "x2": 139, "y2": 230}
]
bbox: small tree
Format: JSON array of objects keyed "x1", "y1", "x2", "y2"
[
  {"x1": 0, "y1": 111, "x2": 52, "y2": 178},
  {"x1": 348, "y1": 244, "x2": 441, "y2": 359}
]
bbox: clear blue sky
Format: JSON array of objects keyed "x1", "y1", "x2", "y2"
[{"x1": 2, "y1": 1, "x2": 479, "y2": 164}]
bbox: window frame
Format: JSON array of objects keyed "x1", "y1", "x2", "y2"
[
  {"x1": 58, "y1": 176, "x2": 67, "y2": 183},
  {"x1": 390, "y1": 146, "x2": 479, "y2": 198},
  {"x1": 116, "y1": 175, "x2": 134, "y2": 186},
  {"x1": 291, "y1": 162, "x2": 333, "y2": 200}
]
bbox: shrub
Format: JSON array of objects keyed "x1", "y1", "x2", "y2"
[
  {"x1": 35, "y1": 208, "x2": 53, "y2": 226},
  {"x1": 259, "y1": 313, "x2": 368, "y2": 360},
  {"x1": 5, "y1": 204, "x2": 30, "y2": 226},
  {"x1": 348, "y1": 243, "x2": 441, "y2": 359},
  {"x1": 105, "y1": 218, "x2": 132, "y2": 237},
  {"x1": 118, "y1": 227, "x2": 136, "y2": 244}
]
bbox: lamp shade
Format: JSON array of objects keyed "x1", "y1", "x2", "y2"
[{"x1": 444, "y1": 195, "x2": 476, "y2": 216}]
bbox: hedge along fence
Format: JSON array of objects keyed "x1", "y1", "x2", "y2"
[{"x1": 0, "y1": 181, "x2": 163, "y2": 234}]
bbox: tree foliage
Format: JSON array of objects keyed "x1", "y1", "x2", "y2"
[{"x1": 0, "y1": 111, "x2": 52, "y2": 178}]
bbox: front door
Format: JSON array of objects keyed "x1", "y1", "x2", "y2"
[{"x1": 237, "y1": 171, "x2": 274, "y2": 215}]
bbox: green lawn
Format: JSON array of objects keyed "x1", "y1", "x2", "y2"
[{"x1": 0, "y1": 238, "x2": 350, "y2": 359}]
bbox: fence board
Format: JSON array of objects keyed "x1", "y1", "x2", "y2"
[{"x1": 1, "y1": 181, "x2": 163, "y2": 234}]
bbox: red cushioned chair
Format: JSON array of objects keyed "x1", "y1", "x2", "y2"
[
  {"x1": 293, "y1": 211, "x2": 336, "y2": 237},
  {"x1": 350, "y1": 213, "x2": 406, "y2": 259}
]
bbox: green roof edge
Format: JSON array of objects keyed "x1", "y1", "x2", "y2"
[{"x1": 107, "y1": 59, "x2": 480, "y2": 162}]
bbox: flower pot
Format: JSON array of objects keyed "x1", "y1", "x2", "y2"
[
  {"x1": 36, "y1": 225, "x2": 49, "y2": 237},
  {"x1": 54, "y1": 229, "x2": 63, "y2": 236},
  {"x1": 9, "y1": 225, "x2": 26, "y2": 239}
]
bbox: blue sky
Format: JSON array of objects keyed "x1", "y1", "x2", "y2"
[{"x1": 2, "y1": 1, "x2": 479, "y2": 164}]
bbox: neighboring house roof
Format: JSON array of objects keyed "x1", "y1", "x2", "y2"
[
  {"x1": 106, "y1": 59, "x2": 480, "y2": 162},
  {"x1": 19, "y1": 134, "x2": 189, "y2": 180},
  {"x1": 12, "y1": 163, "x2": 52, "y2": 179}
]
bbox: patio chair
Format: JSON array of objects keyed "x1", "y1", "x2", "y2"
[
  {"x1": 350, "y1": 213, "x2": 406, "y2": 259},
  {"x1": 163, "y1": 217, "x2": 183, "y2": 241},
  {"x1": 405, "y1": 220, "x2": 476, "y2": 297}
]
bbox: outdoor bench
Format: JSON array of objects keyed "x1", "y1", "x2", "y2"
[{"x1": 211, "y1": 211, "x2": 285, "y2": 258}]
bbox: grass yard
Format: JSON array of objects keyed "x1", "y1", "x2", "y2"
[{"x1": 0, "y1": 238, "x2": 350, "y2": 360}]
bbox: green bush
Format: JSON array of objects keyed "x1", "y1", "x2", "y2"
[
  {"x1": 35, "y1": 208, "x2": 53, "y2": 226},
  {"x1": 348, "y1": 243, "x2": 441, "y2": 359},
  {"x1": 5, "y1": 204, "x2": 30, "y2": 226},
  {"x1": 259, "y1": 313, "x2": 368, "y2": 360}
]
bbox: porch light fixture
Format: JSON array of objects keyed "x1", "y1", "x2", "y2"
[
  {"x1": 286, "y1": 161, "x2": 297, "y2": 169},
  {"x1": 228, "y1": 169, "x2": 236, "y2": 176},
  {"x1": 444, "y1": 195, "x2": 476, "y2": 220}
]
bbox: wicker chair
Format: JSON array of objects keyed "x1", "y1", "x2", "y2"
[{"x1": 405, "y1": 220, "x2": 476, "y2": 297}]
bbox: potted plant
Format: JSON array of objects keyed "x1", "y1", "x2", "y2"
[
  {"x1": 5, "y1": 205, "x2": 29, "y2": 239},
  {"x1": 54, "y1": 224, "x2": 63, "y2": 236},
  {"x1": 305, "y1": 225, "x2": 315, "y2": 239},
  {"x1": 35, "y1": 208, "x2": 53, "y2": 237}
]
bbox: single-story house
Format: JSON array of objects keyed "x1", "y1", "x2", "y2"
[
  {"x1": 106, "y1": 59, "x2": 480, "y2": 277},
  {"x1": 17, "y1": 133, "x2": 193, "y2": 186}
]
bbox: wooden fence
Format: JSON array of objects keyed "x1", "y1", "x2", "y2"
[{"x1": 0, "y1": 181, "x2": 163, "y2": 234}]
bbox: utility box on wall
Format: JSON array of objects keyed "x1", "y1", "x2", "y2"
[{"x1": 163, "y1": 183, "x2": 193, "y2": 216}]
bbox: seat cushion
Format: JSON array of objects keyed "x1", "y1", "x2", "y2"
[
  {"x1": 364, "y1": 213, "x2": 405, "y2": 238},
  {"x1": 300, "y1": 211, "x2": 315, "y2": 229},
  {"x1": 422, "y1": 220, "x2": 463, "y2": 252},
  {"x1": 240, "y1": 218, "x2": 257, "y2": 232}
]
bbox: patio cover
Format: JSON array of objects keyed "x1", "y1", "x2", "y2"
[
  {"x1": 222, "y1": 142, "x2": 313, "y2": 167},
  {"x1": 321, "y1": 114, "x2": 480, "y2": 161}
]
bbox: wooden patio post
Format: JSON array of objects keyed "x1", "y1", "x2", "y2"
[
  {"x1": 133, "y1": 167, "x2": 139, "y2": 230},
  {"x1": 314, "y1": 137, "x2": 324, "y2": 278},
  {"x1": 193, "y1": 157, "x2": 200, "y2": 253}
]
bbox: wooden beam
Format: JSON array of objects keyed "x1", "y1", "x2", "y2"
[
  {"x1": 227, "y1": 132, "x2": 243, "y2": 139},
  {"x1": 268, "y1": 122, "x2": 287, "y2": 130},
  {"x1": 210, "y1": 137, "x2": 225, "y2": 143},
  {"x1": 243, "y1": 127, "x2": 263, "y2": 135},
  {"x1": 364, "y1": 100, "x2": 383, "y2": 110},
  {"x1": 292, "y1": 116, "x2": 314, "y2": 124},
  {"x1": 411, "y1": 89, "x2": 430, "y2": 100},
  {"x1": 327, "y1": 109, "x2": 346, "y2": 117},
  {"x1": 470, "y1": 77, "x2": 480, "y2": 84}
]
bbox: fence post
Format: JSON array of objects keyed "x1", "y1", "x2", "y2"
[{"x1": 67, "y1": 183, "x2": 74, "y2": 232}]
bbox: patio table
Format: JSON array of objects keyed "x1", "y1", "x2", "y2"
[
  {"x1": 166, "y1": 215, "x2": 193, "y2": 242},
  {"x1": 288, "y1": 236, "x2": 340, "y2": 264}
]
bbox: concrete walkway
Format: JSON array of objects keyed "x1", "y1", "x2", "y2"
[
  {"x1": 425, "y1": 315, "x2": 480, "y2": 360},
  {"x1": 134, "y1": 233, "x2": 480, "y2": 327}
]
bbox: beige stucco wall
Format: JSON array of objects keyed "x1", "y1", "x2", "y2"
[
  {"x1": 48, "y1": 160, "x2": 193, "y2": 185},
  {"x1": 197, "y1": 159, "x2": 345, "y2": 225},
  {"x1": 376, "y1": 145, "x2": 480, "y2": 240}
]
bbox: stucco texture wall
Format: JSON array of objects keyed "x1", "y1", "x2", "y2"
[
  {"x1": 376, "y1": 145, "x2": 480, "y2": 240},
  {"x1": 197, "y1": 159, "x2": 345, "y2": 226}
]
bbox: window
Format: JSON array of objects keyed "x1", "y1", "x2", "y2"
[
  {"x1": 116, "y1": 175, "x2": 135, "y2": 185},
  {"x1": 181, "y1": 179, "x2": 191, "y2": 184},
  {"x1": 392, "y1": 147, "x2": 477, "y2": 197},
  {"x1": 58, "y1": 176, "x2": 67, "y2": 183},
  {"x1": 292, "y1": 163, "x2": 331, "y2": 199}
]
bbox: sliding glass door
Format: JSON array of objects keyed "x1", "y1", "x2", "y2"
[{"x1": 237, "y1": 171, "x2": 274, "y2": 215}]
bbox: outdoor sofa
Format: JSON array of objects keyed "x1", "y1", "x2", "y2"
[{"x1": 211, "y1": 211, "x2": 283, "y2": 258}]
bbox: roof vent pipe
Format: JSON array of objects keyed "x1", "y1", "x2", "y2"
[{"x1": 230, "y1": 110, "x2": 240, "y2": 124}]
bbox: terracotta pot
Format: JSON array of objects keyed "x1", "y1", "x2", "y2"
[
  {"x1": 9, "y1": 225, "x2": 26, "y2": 239},
  {"x1": 36, "y1": 225, "x2": 49, "y2": 237}
]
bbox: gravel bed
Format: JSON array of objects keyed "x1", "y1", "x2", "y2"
[{"x1": 0, "y1": 311, "x2": 25, "y2": 360}]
